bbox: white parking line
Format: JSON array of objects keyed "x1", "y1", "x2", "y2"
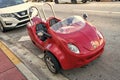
[{"x1": 18, "y1": 36, "x2": 31, "y2": 42}]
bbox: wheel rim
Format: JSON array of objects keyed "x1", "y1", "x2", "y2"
[{"x1": 45, "y1": 55, "x2": 56, "y2": 73}]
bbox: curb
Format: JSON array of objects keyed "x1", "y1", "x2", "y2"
[{"x1": 0, "y1": 41, "x2": 39, "y2": 80}]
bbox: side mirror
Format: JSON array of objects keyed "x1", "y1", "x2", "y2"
[{"x1": 83, "y1": 13, "x2": 88, "y2": 20}]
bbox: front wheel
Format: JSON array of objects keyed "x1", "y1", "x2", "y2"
[
  {"x1": 71, "y1": 0, "x2": 77, "y2": 4},
  {"x1": 44, "y1": 52, "x2": 61, "y2": 74},
  {"x1": 44, "y1": 0, "x2": 53, "y2": 2},
  {"x1": 54, "y1": 0, "x2": 59, "y2": 4},
  {"x1": 82, "y1": 0, "x2": 87, "y2": 3}
]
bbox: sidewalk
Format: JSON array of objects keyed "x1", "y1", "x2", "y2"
[{"x1": 0, "y1": 46, "x2": 27, "y2": 80}]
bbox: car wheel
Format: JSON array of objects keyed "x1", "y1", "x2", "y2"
[
  {"x1": 0, "y1": 22, "x2": 6, "y2": 32},
  {"x1": 44, "y1": 0, "x2": 53, "y2": 2},
  {"x1": 54, "y1": 0, "x2": 59, "y2": 4},
  {"x1": 32, "y1": 40, "x2": 35, "y2": 44},
  {"x1": 44, "y1": 52, "x2": 61, "y2": 74},
  {"x1": 96, "y1": 0, "x2": 100, "y2": 2},
  {"x1": 82, "y1": 0, "x2": 87, "y2": 3},
  {"x1": 71, "y1": 0, "x2": 77, "y2": 4}
]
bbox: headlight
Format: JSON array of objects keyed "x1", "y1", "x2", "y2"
[
  {"x1": 68, "y1": 44, "x2": 80, "y2": 54},
  {"x1": 0, "y1": 13, "x2": 14, "y2": 18},
  {"x1": 97, "y1": 30, "x2": 103, "y2": 39}
]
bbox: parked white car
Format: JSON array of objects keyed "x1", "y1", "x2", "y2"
[{"x1": 0, "y1": 0, "x2": 33, "y2": 32}]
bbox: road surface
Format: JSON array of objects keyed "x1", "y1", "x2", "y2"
[{"x1": 0, "y1": 2, "x2": 120, "y2": 80}]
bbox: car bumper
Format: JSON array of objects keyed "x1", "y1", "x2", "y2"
[
  {"x1": 75, "y1": 46, "x2": 104, "y2": 68},
  {"x1": 0, "y1": 9, "x2": 30, "y2": 29},
  {"x1": 62, "y1": 41, "x2": 105, "y2": 70},
  {"x1": 1, "y1": 17, "x2": 29, "y2": 28}
]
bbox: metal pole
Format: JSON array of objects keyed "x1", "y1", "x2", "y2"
[
  {"x1": 41, "y1": 2, "x2": 56, "y2": 20},
  {"x1": 28, "y1": 6, "x2": 42, "y2": 25}
]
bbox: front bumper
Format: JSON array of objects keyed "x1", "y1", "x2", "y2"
[
  {"x1": 1, "y1": 17, "x2": 29, "y2": 28},
  {"x1": 62, "y1": 41, "x2": 105, "y2": 70},
  {"x1": 0, "y1": 10, "x2": 30, "y2": 29}
]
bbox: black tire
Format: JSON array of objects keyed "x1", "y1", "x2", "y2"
[
  {"x1": 71, "y1": 0, "x2": 77, "y2": 4},
  {"x1": 32, "y1": 40, "x2": 35, "y2": 44},
  {"x1": 96, "y1": 0, "x2": 100, "y2": 2},
  {"x1": 54, "y1": 0, "x2": 59, "y2": 4},
  {"x1": 0, "y1": 21, "x2": 6, "y2": 32},
  {"x1": 44, "y1": 0, "x2": 53, "y2": 2},
  {"x1": 82, "y1": 0, "x2": 87, "y2": 3},
  {"x1": 44, "y1": 52, "x2": 61, "y2": 74}
]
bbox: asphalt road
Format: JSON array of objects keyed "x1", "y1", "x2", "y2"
[{"x1": 0, "y1": 2, "x2": 120, "y2": 80}]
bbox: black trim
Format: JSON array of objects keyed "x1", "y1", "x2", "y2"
[
  {"x1": 13, "y1": 14, "x2": 29, "y2": 21},
  {"x1": 17, "y1": 10, "x2": 27, "y2": 16},
  {"x1": 16, "y1": 20, "x2": 29, "y2": 26}
]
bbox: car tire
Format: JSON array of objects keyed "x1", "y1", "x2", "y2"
[
  {"x1": 44, "y1": 52, "x2": 61, "y2": 74},
  {"x1": 96, "y1": 0, "x2": 100, "y2": 2},
  {"x1": 82, "y1": 0, "x2": 87, "y2": 3},
  {"x1": 32, "y1": 40, "x2": 35, "y2": 44},
  {"x1": 44, "y1": 0, "x2": 53, "y2": 2},
  {"x1": 0, "y1": 21, "x2": 6, "y2": 32},
  {"x1": 71, "y1": 0, "x2": 77, "y2": 4},
  {"x1": 54, "y1": 0, "x2": 59, "y2": 4}
]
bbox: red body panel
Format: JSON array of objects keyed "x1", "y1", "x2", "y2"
[{"x1": 27, "y1": 16, "x2": 105, "y2": 70}]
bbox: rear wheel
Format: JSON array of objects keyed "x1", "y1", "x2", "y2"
[
  {"x1": 44, "y1": 52, "x2": 61, "y2": 74},
  {"x1": 44, "y1": 0, "x2": 53, "y2": 2},
  {"x1": 32, "y1": 40, "x2": 35, "y2": 45},
  {"x1": 82, "y1": 0, "x2": 87, "y2": 3},
  {"x1": 71, "y1": 0, "x2": 77, "y2": 4},
  {"x1": 54, "y1": 0, "x2": 59, "y2": 4},
  {"x1": 96, "y1": 0, "x2": 100, "y2": 2}
]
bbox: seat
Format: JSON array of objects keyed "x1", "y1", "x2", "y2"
[
  {"x1": 36, "y1": 23, "x2": 47, "y2": 41},
  {"x1": 36, "y1": 23, "x2": 47, "y2": 33},
  {"x1": 47, "y1": 17, "x2": 60, "y2": 27}
]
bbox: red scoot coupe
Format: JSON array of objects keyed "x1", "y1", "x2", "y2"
[{"x1": 27, "y1": 2, "x2": 105, "y2": 73}]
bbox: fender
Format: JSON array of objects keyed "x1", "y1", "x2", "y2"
[{"x1": 44, "y1": 43, "x2": 72, "y2": 70}]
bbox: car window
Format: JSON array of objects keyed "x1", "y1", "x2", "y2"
[
  {"x1": 51, "y1": 16, "x2": 85, "y2": 34},
  {"x1": 0, "y1": 0, "x2": 24, "y2": 8}
]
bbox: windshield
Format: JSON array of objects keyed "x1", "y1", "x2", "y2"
[
  {"x1": 51, "y1": 16, "x2": 85, "y2": 34},
  {"x1": 0, "y1": 0, "x2": 24, "y2": 8}
]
